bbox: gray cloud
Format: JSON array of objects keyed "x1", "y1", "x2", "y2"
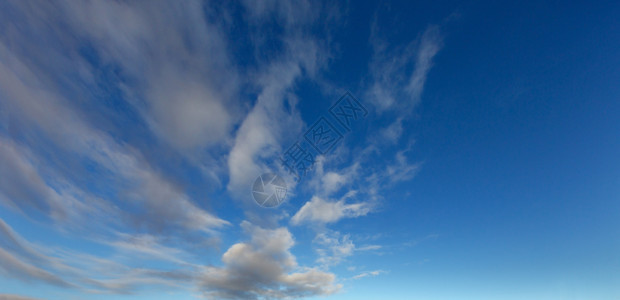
[
  {"x1": 0, "y1": 30, "x2": 228, "y2": 234},
  {"x1": 1, "y1": 216, "x2": 342, "y2": 297},
  {"x1": 0, "y1": 217, "x2": 198, "y2": 294},
  {"x1": 0, "y1": 138, "x2": 113, "y2": 225},
  {"x1": 0, "y1": 218, "x2": 51, "y2": 265},
  {"x1": 0, "y1": 1, "x2": 435, "y2": 298},
  {"x1": 0, "y1": 248, "x2": 73, "y2": 288},
  {"x1": 57, "y1": 0, "x2": 241, "y2": 150},
  {"x1": 0, "y1": 294, "x2": 41, "y2": 300},
  {"x1": 0, "y1": 139, "x2": 61, "y2": 216},
  {"x1": 200, "y1": 221, "x2": 341, "y2": 299}
]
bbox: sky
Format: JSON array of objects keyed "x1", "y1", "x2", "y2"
[{"x1": 0, "y1": 0, "x2": 619, "y2": 299}]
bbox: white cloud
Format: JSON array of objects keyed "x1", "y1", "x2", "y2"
[
  {"x1": 292, "y1": 20, "x2": 438, "y2": 226},
  {"x1": 291, "y1": 196, "x2": 372, "y2": 225},
  {"x1": 380, "y1": 117, "x2": 405, "y2": 143},
  {"x1": 366, "y1": 24, "x2": 443, "y2": 143},
  {"x1": 226, "y1": 20, "x2": 327, "y2": 200},
  {"x1": 309, "y1": 158, "x2": 360, "y2": 197},
  {"x1": 312, "y1": 231, "x2": 383, "y2": 268},
  {"x1": 199, "y1": 221, "x2": 340, "y2": 299},
  {"x1": 385, "y1": 148, "x2": 422, "y2": 184},
  {"x1": 351, "y1": 270, "x2": 385, "y2": 280},
  {"x1": 226, "y1": 59, "x2": 308, "y2": 199},
  {"x1": 406, "y1": 26, "x2": 443, "y2": 100},
  {"x1": 314, "y1": 232, "x2": 355, "y2": 267},
  {"x1": 356, "y1": 245, "x2": 382, "y2": 251},
  {"x1": 367, "y1": 24, "x2": 443, "y2": 113}
]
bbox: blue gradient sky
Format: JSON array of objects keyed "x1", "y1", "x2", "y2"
[{"x1": 0, "y1": 0, "x2": 619, "y2": 299}]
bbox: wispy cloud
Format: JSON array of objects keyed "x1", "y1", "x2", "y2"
[
  {"x1": 0, "y1": 0, "x2": 445, "y2": 297},
  {"x1": 351, "y1": 270, "x2": 386, "y2": 280},
  {"x1": 62, "y1": 1, "x2": 240, "y2": 151},
  {"x1": 284, "y1": 22, "x2": 443, "y2": 279},
  {"x1": 0, "y1": 1, "x2": 229, "y2": 233},
  {"x1": 0, "y1": 217, "x2": 199, "y2": 294},
  {"x1": 0, "y1": 294, "x2": 41, "y2": 300},
  {"x1": 365, "y1": 24, "x2": 443, "y2": 145},
  {"x1": 314, "y1": 231, "x2": 355, "y2": 267},
  {"x1": 226, "y1": 1, "x2": 333, "y2": 201},
  {"x1": 312, "y1": 230, "x2": 384, "y2": 268},
  {"x1": 366, "y1": 24, "x2": 443, "y2": 114},
  {"x1": 291, "y1": 195, "x2": 372, "y2": 226},
  {"x1": 0, "y1": 248, "x2": 73, "y2": 288}
]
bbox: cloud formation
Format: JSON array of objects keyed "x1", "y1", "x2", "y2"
[
  {"x1": 0, "y1": 217, "x2": 197, "y2": 294},
  {"x1": 367, "y1": 25, "x2": 443, "y2": 114},
  {"x1": 351, "y1": 270, "x2": 385, "y2": 280},
  {"x1": 0, "y1": 1, "x2": 442, "y2": 298},
  {"x1": 200, "y1": 222, "x2": 340, "y2": 299},
  {"x1": 226, "y1": 1, "x2": 332, "y2": 200},
  {"x1": 0, "y1": 295, "x2": 41, "y2": 300},
  {"x1": 291, "y1": 196, "x2": 372, "y2": 225},
  {"x1": 0, "y1": 1, "x2": 229, "y2": 234},
  {"x1": 62, "y1": 0, "x2": 240, "y2": 150}
]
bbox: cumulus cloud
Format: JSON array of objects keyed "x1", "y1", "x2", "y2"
[{"x1": 200, "y1": 221, "x2": 341, "y2": 299}]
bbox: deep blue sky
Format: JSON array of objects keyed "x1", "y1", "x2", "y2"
[{"x1": 0, "y1": 1, "x2": 619, "y2": 299}]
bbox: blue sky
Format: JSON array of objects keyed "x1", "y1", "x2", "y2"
[{"x1": 0, "y1": 0, "x2": 619, "y2": 299}]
